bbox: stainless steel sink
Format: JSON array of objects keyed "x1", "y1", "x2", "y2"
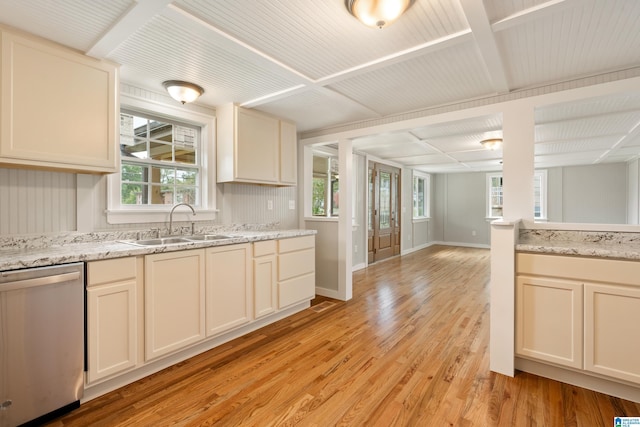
[
  {"x1": 184, "y1": 234, "x2": 233, "y2": 241},
  {"x1": 123, "y1": 237, "x2": 191, "y2": 246}
]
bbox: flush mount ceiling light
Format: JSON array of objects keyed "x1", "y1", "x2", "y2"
[
  {"x1": 162, "y1": 80, "x2": 204, "y2": 104},
  {"x1": 480, "y1": 138, "x2": 503, "y2": 150},
  {"x1": 345, "y1": 0, "x2": 415, "y2": 29}
]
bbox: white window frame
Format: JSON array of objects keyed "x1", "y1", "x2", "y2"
[
  {"x1": 107, "y1": 94, "x2": 217, "y2": 224},
  {"x1": 412, "y1": 170, "x2": 430, "y2": 220},
  {"x1": 486, "y1": 170, "x2": 547, "y2": 220}
]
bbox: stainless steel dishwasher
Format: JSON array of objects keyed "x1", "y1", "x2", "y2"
[{"x1": 0, "y1": 262, "x2": 84, "y2": 427}]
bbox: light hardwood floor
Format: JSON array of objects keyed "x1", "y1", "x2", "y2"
[{"x1": 47, "y1": 245, "x2": 640, "y2": 426}]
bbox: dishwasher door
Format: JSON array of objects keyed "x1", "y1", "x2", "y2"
[{"x1": 0, "y1": 263, "x2": 84, "y2": 427}]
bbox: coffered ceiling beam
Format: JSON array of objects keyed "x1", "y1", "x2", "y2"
[
  {"x1": 86, "y1": 0, "x2": 174, "y2": 58},
  {"x1": 459, "y1": 0, "x2": 510, "y2": 94}
]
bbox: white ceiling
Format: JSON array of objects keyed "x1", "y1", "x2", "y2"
[{"x1": 1, "y1": 0, "x2": 639, "y2": 173}]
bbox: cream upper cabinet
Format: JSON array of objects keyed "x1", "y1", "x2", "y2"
[
  {"x1": 253, "y1": 240, "x2": 277, "y2": 319},
  {"x1": 86, "y1": 257, "x2": 141, "y2": 384},
  {"x1": 278, "y1": 235, "x2": 315, "y2": 309},
  {"x1": 584, "y1": 283, "x2": 640, "y2": 384},
  {"x1": 145, "y1": 250, "x2": 206, "y2": 361},
  {"x1": 516, "y1": 275, "x2": 583, "y2": 369},
  {"x1": 216, "y1": 103, "x2": 297, "y2": 185},
  {"x1": 205, "y1": 244, "x2": 252, "y2": 336},
  {"x1": 0, "y1": 26, "x2": 118, "y2": 173}
]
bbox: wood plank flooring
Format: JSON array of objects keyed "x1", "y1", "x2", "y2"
[{"x1": 47, "y1": 245, "x2": 640, "y2": 426}]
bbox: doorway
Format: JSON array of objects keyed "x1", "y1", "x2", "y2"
[{"x1": 368, "y1": 162, "x2": 401, "y2": 264}]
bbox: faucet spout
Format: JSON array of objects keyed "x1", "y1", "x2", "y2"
[{"x1": 168, "y1": 203, "x2": 196, "y2": 235}]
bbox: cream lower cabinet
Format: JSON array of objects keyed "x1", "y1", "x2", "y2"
[
  {"x1": 278, "y1": 236, "x2": 315, "y2": 309},
  {"x1": 86, "y1": 257, "x2": 141, "y2": 383},
  {"x1": 516, "y1": 276, "x2": 583, "y2": 369},
  {"x1": 517, "y1": 252, "x2": 640, "y2": 387},
  {"x1": 253, "y1": 240, "x2": 277, "y2": 318},
  {"x1": 584, "y1": 283, "x2": 640, "y2": 384},
  {"x1": 145, "y1": 250, "x2": 206, "y2": 361},
  {"x1": 205, "y1": 244, "x2": 252, "y2": 337}
]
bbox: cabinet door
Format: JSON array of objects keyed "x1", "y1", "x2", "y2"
[
  {"x1": 236, "y1": 108, "x2": 279, "y2": 183},
  {"x1": 584, "y1": 283, "x2": 640, "y2": 384},
  {"x1": 0, "y1": 28, "x2": 117, "y2": 173},
  {"x1": 145, "y1": 250, "x2": 205, "y2": 361},
  {"x1": 279, "y1": 120, "x2": 297, "y2": 185},
  {"x1": 205, "y1": 244, "x2": 252, "y2": 336},
  {"x1": 86, "y1": 281, "x2": 137, "y2": 383},
  {"x1": 516, "y1": 276, "x2": 583, "y2": 369},
  {"x1": 254, "y1": 255, "x2": 277, "y2": 318}
]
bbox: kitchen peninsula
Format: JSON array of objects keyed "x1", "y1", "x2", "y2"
[{"x1": 514, "y1": 223, "x2": 640, "y2": 402}]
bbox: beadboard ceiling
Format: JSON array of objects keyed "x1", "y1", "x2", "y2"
[{"x1": 1, "y1": 0, "x2": 639, "y2": 173}]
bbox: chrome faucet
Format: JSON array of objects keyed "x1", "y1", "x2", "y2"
[{"x1": 168, "y1": 203, "x2": 196, "y2": 235}]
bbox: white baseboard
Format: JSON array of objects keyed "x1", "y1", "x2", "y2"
[
  {"x1": 315, "y1": 286, "x2": 340, "y2": 300},
  {"x1": 401, "y1": 242, "x2": 434, "y2": 256},
  {"x1": 430, "y1": 241, "x2": 490, "y2": 249},
  {"x1": 352, "y1": 262, "x2": 366, "y2": 272}
]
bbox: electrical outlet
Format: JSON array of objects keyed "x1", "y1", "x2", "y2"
[
  {"x1": 267, "y1": 200, "x2": 273, "y2": 210},
  {"x1": 472, "y1": 230, "x2": 477, "y2": 236},
  {"x1": 289, "y1": 200, "x2": 295, "y2": 210},
  {"x1": 354, "y1": 245, "x2": 358, "y2": 253}
]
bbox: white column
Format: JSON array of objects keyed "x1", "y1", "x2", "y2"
[
  {"x1": 489, "y1": 102, "x2": 535, "y2": 376},
  {"x1": 338, "y1": 139, "x2": 353, "y2": 301},
  {"x1": 502, "y1": 103, "x2": 535, "y2": 220}
]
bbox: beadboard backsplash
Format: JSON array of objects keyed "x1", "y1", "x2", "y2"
[{"x1": 0, "y1": 167, "x2": 298, "y2": 235}]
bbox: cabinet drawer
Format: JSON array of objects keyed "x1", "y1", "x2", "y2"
[
  {"x1": 254, "y1": 240, "x2": 276, "y2": 257},
  {"x1": 279, "y1": 273, "x2": 315, "y2": 309},
  {"x1": 279, "y1": 248, "x2": 314, "y2": 281},
  {"x1": 516, "y1": 253, "x2": 640, "y2": 286},
  {"x1": 87, "y1": 257, "x2": 137, "y2": 286},
  {"x1": 278, "y1": 235, "x2": 314, "y2": 254}
]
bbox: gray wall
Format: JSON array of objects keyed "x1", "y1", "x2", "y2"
[
  {"x1": 305, "y1": 219, "x2": 339, "y2": 292},
  {"x1": 629, "y1": 159, "x2": 639, "y2": 225},
  {"x1": 547, "y1": 163, "x2": 627, "y2": 224},
  {"x1": 435, "y1": 173, "x2": 491, "y2": 246}
]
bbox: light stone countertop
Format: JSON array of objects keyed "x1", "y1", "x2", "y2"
[
  {"x1": 516, "y1": 229, "x2": 640, "y2": 261},
  {"x1": 0, "y1": 229, "x2": 316, "y2": 272}
]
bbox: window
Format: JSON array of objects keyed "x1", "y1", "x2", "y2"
[
  {"x1": 120, "y1": 110, "x2": 200, "y2": 206},
  {"x1": 487, "y1": 173, "x2": 504, "y2": 218},
  {"x1": 312, "y1": 154, "x2": 339, "y2": 217},
  {"x1": 486, "y1": 171, "x2": 547, "y2": 219},
  {"x1": 413, "y1": 171, "x2": 430, "y2": 218},
  {"x1": 107, "y1": 94, "x2": 215, "y2": 224}
]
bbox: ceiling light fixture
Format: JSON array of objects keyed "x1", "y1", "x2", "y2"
[
  {"x1": 162, "y1": 80, "x2": 204, "y2": 104},
  {"x1": 345, "y1": 0, "x2": 415, "y2": 29},
  {"x1": 480, "y1": 138, "x2": 502, "y2": 150}
]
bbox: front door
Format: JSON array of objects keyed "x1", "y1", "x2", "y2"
[{"x1": 368, "y1": 162, "x2": 401, "y2": 264}]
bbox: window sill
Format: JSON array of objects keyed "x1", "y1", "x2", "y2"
[
  {"x1": 304, "y1": 216, "x2": 339, "y2": 222},
  {"x1": 107, "y1": 209, "x2": 218, "y2": 225},
  {"x1": 412, "y1": 217, "x2": 431, "y2": 223}
]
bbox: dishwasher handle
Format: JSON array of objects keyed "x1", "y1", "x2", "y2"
[{"x1": 0, "y1": 271, "x2": 81, "y2": 292}]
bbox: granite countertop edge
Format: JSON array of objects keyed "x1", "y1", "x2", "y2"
[
  {"x1": 0, "y1": 229, "x2": 317, "y2": 272},
  {"x1": 516, "y1": 241, "x2": 640, "y2": 261}
]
